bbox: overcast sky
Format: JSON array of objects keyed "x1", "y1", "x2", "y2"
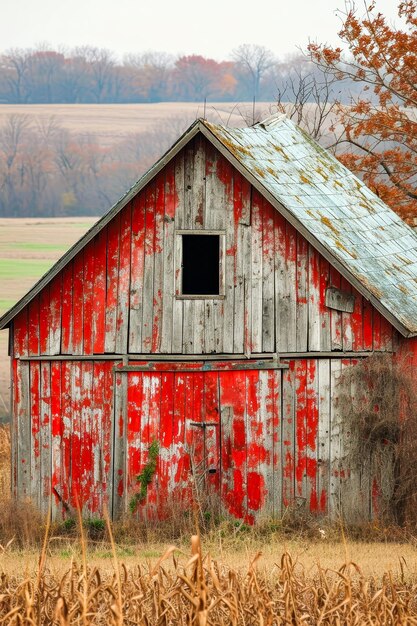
[{"x1": 1, "y1": 0, "x2": 402, "y2": 60}]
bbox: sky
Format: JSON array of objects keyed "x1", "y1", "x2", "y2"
[{"x1": 0, "y1": 0, "x2": 403, "y2": 61}]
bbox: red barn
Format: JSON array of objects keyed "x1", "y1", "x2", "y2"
[{"x1": 2, "y1": 113, "x2": 417, "y2": 522}]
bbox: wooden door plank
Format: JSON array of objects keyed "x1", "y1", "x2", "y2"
[
  {"x1": 72, "y1": 252, "x2": 84, "y2": 356},
  {"x1": 294, "y1": 360, "x2": 307, "y2": 505},
  {"x1": 161, "y1": 164, "x2": 176, "y2": 353},
  {"x1": 30, "y1": 361, "x2": 41, "y2": 508},
  {"x1": 93, "y1": 229, "x2": 107, "y2": 354},
  {"x1": 329, "y1": 359, "x2": 343, "y2": 518},
  {"x1": 329, "y1": 266, "x2": 342, "y2": 351},
  {"x1": 39, "y1": 286, "x2": 50, "y2": 356},
  {"x1": 262, "y1": 200, "x2": 275, "y2": 353},
  {"x1": 16, "y1": 360, "x2": 30, "y2": 499},
  {"x1": 232, "y1": 173, "x2": 245, "y2": 353},
  {"x1": 48, "y1": 275, "x2": 62, "y2": 356},
  {"x1": 159, "y1": 371, "x2": 174, "y2": 514},
  {"x1": 172, "y1": 373, "x2": 187, "y2": 506},
  {"x1": 184, "y1": 137, "x2": 205, "y2": 229},
  {"x1": 174, "y1": 152, "x2": 185, "y2": 230},
  {"x1": 50, "y1": 361, "x2": 62, "y2": 519},
  {"x1": 81, "y1": 361, "x2": 93, "y2": 514},
  {"x1": 296, "y1": 235, "x2": 308, "y2": 352},
  {"x1": 144, "y1": 373, "x2": 161, "y2": 518},
  {"x1": 152, "y1": 174, "x2": 165, "y2": 352},
  {"x1": 274, "y1": 212, "x2": 287, "y2": 352},
  {"x1": 70, "y1": 362, "x2": 82, "y2": 510},
  {"x1": 193, "y1": 300, "x2": 205, "y2": 353},
  {"x1": 282, "y1": 362, "x2": 295, "y2": 509},
  {"x1": 40, "y1": 361, "x2": 51, "y2": 514},
  {"x1": 202, "y1": 372, "x2": 220, "y2": 501},
  {"x1": 105, "y1": 215, "x2": 120, "y2": 354},
  {"x1": 258, "y1": 369, "x2": 275, "y2": 517},
  {"x1": 129, "y1": 192, "x2": 146, "y2": 353},
  {"x1": 270, "y1": 369, "x2": 282, "y2": 517},
  {"x1": 82, "y1": 242, "x2": 95, "y2": 355},
  {"x1": 112, "y1": 370, "x2": 127, "y2": 517},
  {"x1": 306, "y1": 359, "x2": 319, "y2": 513},
  {"x1": 60, "y1": 361, "x2": 72, "y2": 511},
  {"x1": 219, "y1": 370, "x2": 247, "y2": 520},
  {"x1": 183, "y1": 300, "x2": 194, "y2": 354},
  {"x1": 319, "y1": 258, "x2": 331, "y2": 351},
  {"x1": 115, "y1": 204, "x2": 132, "y2": 354},
  {"x1": 141, "y1": 184, "x2": 156, "y2": 353},
  {"x1": 28, "y1": 298, "x2": 40, "y2": 357},
  {"x1": 250, "y1": 191, "x2": 263, "y2": 354},
  {"x1": 317, "y1": 359, "x2": 330, "y2": 515},
  {"x1": 91, "y1": 363, "x2": 105, "y2": 514},
  {"x1": 204, "y1": 144, "x2": 228, "y2": 230},
  {"x1": 102, "y1": 362, "x2": 114, "y2": 515},
  {"x1": 341, "y1": 278, "x2": 353, "y2": 351},
  {"x1": 308, "y1": 246, "x2": 321, "y2": 351}
]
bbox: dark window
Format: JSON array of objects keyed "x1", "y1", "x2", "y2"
[{"x1": 182, "y1": 234, "x2": 220, "y2": 295}]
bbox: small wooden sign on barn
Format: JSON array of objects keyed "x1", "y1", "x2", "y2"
[{"x1": 2, "y1": 113, "x2": 417, "y2": 522}]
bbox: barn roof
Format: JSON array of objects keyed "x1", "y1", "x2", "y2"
[{"x1": 2, "y1": 113, "x2": 417, "y2": 336}]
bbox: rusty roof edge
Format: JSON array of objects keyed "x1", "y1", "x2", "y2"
[
  {"x1": 0, "y1": 119, "x2": 204, "y2": 331},
  {"x1": 199, "y1": 120, "x2": 416, "y2": 338}
]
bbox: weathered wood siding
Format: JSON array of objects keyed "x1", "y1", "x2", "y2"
[
  {"x1": 12, "y1": 356, "x2": 379, "y2": 521},
  {"x1": 12, "y1": 359, "x2": 115, "y2": 515},
  {"x1": 12, "y1": 136, "x2": 397, "y2": 359},
  {"x1": 10, "y1": 133, "x2": 401, "y2": 521}
]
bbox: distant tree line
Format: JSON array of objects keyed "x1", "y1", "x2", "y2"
[
  {"x1": 0, "y1": 113, "x2": 206, "y2": 217},
  {"x1": 0, "y1": 44, "x2": 352, "y2": 104}
]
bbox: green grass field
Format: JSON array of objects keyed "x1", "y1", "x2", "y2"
[
  {"x1": 6, "y1": 242, "x2": 69, "y2": 252},
  {"x1": 0, "y1": 217, "x2": 97, "y2": 416},
  {"x1": 0, "y1": 258, "x2": 55, "y2": 280}
]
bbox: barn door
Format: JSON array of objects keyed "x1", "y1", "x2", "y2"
[
  {"x1": 218, "y1": 369, "x2": 282, "y2": 524},
  {"x1": 111, "y1": 366, "x2": 282, "y2": 522},
  {"x1": 111, "y1": 370, "x2": 222, "y2": 519}
]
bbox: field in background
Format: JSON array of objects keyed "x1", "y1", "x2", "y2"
[
  {"x1": 0, "y1": 217, "x2": 97, "y2": 416},
  {"x1": 0, "y1": 102, "x2": 274, "y2": 145}
]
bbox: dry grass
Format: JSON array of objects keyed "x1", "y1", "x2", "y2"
[{"x1": 2, "y1": 533, "x2": 417, "y2": 624}]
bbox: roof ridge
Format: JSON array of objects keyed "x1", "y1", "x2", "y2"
[{"x1": 255, "y1": 112, "x2": 287, "y2": 130}]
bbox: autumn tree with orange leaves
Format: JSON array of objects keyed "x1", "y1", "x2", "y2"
[{"x1": 309, "y1": 1, "x2": 417, "y2": 223}]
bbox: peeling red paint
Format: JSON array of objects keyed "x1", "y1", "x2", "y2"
[{"x1": 10, "y1": 134, "x2": 409, "y2": 524}]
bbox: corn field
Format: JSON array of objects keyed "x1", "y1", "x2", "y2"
[{"x1": 0, "y1": 534, "x2": 417, "y2": 625}]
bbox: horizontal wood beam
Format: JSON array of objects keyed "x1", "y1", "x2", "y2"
[
  {"x1": 279, "y1": 351, "x2": 379, "y2": 358},
  {"x1": 19, "y1": 355, "x2": 124, "y2": 361},
  {"x1": 116, "y1": 360, "x2": 289, "y2": 373},
  {"x1": 17, "y1": 351, "x2": 385, "y2": 362}
]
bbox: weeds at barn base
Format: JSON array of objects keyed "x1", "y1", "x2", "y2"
[{"x1": 338, "y1": 354, "x2": 417, "y2": 526}]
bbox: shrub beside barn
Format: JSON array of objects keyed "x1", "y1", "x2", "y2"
[{"x1": 2, "y1": 114, "x2": 417, "y2": 522}]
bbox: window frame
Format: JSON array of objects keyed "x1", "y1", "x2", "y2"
[{"x1": 175, "y1": 229, "x2": 225, "y2": 299}]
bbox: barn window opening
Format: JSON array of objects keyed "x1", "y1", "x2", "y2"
[{"x1": 182, "y1": 234, "x2": 220, "y2": 295}]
